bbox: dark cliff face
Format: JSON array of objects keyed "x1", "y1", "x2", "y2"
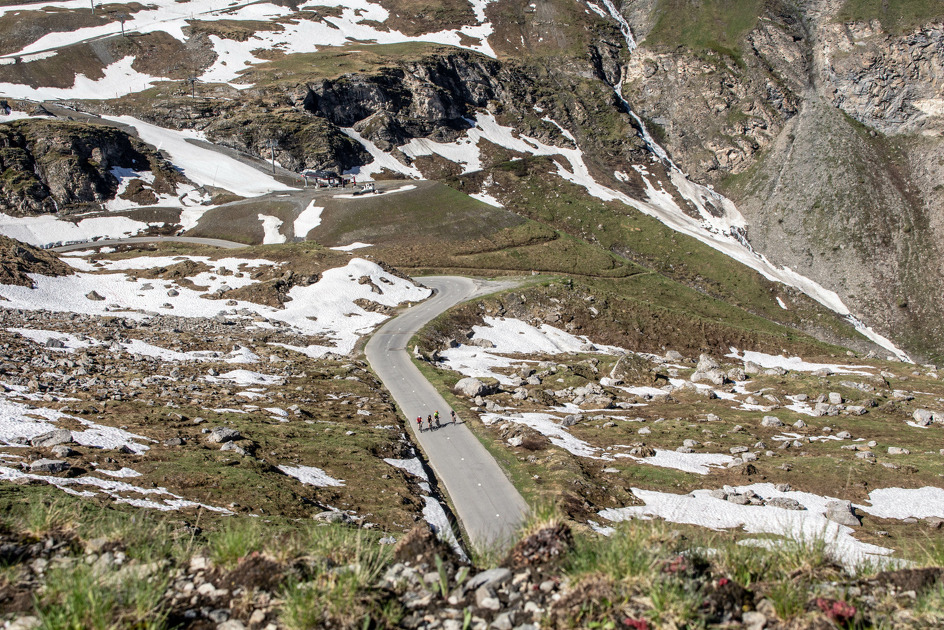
[
  {"x1": 301, "y1": 54, "x2": 509, "y2": 145},
  {"x1": 0, "y1": 119, "x2": 183, "y2": 215}
]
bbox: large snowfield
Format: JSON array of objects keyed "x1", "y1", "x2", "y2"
[
  {"x1": 599, "y1": 484, "x2": 944, "y2": 568},
  {"x1": 0, "y1": 0, "x2": 500, "y2": 101}
]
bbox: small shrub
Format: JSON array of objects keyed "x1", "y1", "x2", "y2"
[{"x1": 767, "y1": 580, "x2": 805, "y2": 620}]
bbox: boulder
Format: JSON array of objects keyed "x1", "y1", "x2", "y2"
[
  {"x1": 313, "y1": 511, "x2": 355, "y2": 525},
  {"x1": 50, "y1": 445, "x2": 76, "y2": 458},
  {"x1": 761, "y1": 416, "x2": 783, "y2": 427},
  {"x1": 691, "y1": 368, "x2": 726, "y2": 386},
  {"x1": 697, "y1": 354, "x2": 720, "y2": 371},
  {"x1": 206, "y1": 426, "x2": 241, "y2": 444},
  {"x1": 813, "y1": 403, "x2": 839, "y2": 417},
  {"x1": 767, "y1": 497, "x2": 805, "y2": 510},
  {"x1": 579, "y1": 394, "x2": 614, "y2": 409},
  {"x1": 29, "y1": 429, "x2": 72, "y2": 448},
  {"x1": 912, "y1": 409, "x2": 938, "y2": 426},
  {"x1": 825, "y1": 500, "x2": 860, "y2": 527},
  {"x1": 30, "y1": 459, "x2": 69, "y2": 474},
  {"x1": 466, "y1": 567, "x2": 512, "y2": 591},
  {"x1": 220, "y1": 442, "x2": 247, "y2": 455},
  {"x1": 85, "y1": 291, "x2": 105, "y2": 301},
  {"x1": 560, "y1": 414, "x2": 584, "y2": 427},
  {"x1": 743, "y1": 361, "x2": 763, "y2": 374},
  {"x1": 454, "y1": 377, "x2": 492, "y2": 398}
]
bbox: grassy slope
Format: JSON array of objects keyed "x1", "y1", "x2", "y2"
[
  {"x1": 441, "y1": 157, "x2": 870, "y2": 352},
  {"x1": 5, "y1": 483, "x2": 943, "y2": 628},
  {"x1": 836, "y1": 0, "x2": 944, "y2": 32},
  {"x1": 642, "y1": 0, "x2": 766, "y2": 60}
]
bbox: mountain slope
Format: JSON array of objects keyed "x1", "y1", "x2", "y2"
[{"x1": 1, "y1": 0, "x2": 941, "y2": 360}]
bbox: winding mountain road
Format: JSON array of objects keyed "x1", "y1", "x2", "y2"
[
  {"x1": 366, "y1": 277, "x2": 529, "y2": 550},
  {"x1": 51, "y1": 233, "x2": 528, "y2": 547},
  {"x1": 53, "y1": 236, "x2": 245, "y2": 252}
]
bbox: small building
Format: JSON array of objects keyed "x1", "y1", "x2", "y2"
[{"x1": 300, "y1": 169, "x2": 342, "y2": 187}]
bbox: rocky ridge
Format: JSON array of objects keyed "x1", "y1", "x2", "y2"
[{"x1": 0, "y1": 113, "x2": 190, "y2": 215}]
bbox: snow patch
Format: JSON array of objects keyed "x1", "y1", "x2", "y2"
[
  {"x1": 600, "y1": 483, "x2": 898, "y2": 569},
  {"x1": 278, "y1": 464, "x2": 345, "y2": 487},
  {"x1": 258, "y1": 214, "x2": 286, "y2": 244},
  {"x1": 294, "y1": 201, "x2": 323, "y2": 238}
]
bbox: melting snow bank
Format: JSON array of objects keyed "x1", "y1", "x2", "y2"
[
  {"x1": 439, "y1": 316, "x2": 622, "y2": 385},
  {"x1": 860, "y1": 487, "x2": 944, "y2": 520},
  {"x1": 9, "y1": 327, "x2": 259, "y2": 363},
  {"x1": 614, "y1": 449, "x2": 734, "y2": 475},
  {"x1": 294, "y1": 201, "x2": 323, "y2": 238},
  {"x1": 726, "y1": 349, "x2": 874, "y2": 375},
  {"x1": 385, "y1": 457, "x2": 466, "y2": 560},
  {"x1": 278, "y1": 465, "x2": 345, "y2": 487},
  {"x1": 0, "y1": 465, "x2": 232, "y2": 513},
  {"x1": 0, "y1": 257, "x2": 430, "y2": 359},
  {"x1": 0, "y1": 397, "x2": 150, "y2": 453},
  {"x1": 331, "y1": 242, "x2": 373, "y2": 251},
  {"x1": 0, "y1": 57, "x2": 161, "y2": 101},
  {"x1": 0, "y1": 212, "x2": 160, "y2": 248},
  {"x1": 480, "y1": 411, "x2": 734, "y2": 474},
  {"x1": 600, "y1": 483, "x2": 944, "y2": 569},
  {"x1": 482, "y1": 412, "x2": 603, "y2": 459},
  {"x1": 258, "y1": 214, "x2": 286, "y2": 244},
  {"x1": 102, "y1": 115, "x2": 296, "y2": 197}
]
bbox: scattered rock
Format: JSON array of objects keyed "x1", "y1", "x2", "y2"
[
  {"x1": 29, "y1": 459, "x2": 70, "y2": 474},
  {"x1": 206, "y1": 427, "x2": 241, "y2": 444},
  {"x1": 29, "y1": 429, "x2": 72, "y2": 447}
]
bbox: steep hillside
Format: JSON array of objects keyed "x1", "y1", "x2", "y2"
[
  {"x1": 4, "y1": 0, "x2": 940, "y2": 359},
  {"x1": 619, "y1": 0, "x2": 944, "y2": 360},
  {"x1": 0, "y1": 116, "x2": 191, "y2": 214}
]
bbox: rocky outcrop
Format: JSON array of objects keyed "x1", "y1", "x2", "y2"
[
  {"x1": 819, "y1": 21, "x2": 944, "y2": 136},
  {"x1": 0, "y1": 119, "x2": 185, "y2": 215},
  {"x1": 0, "y1": 235, "x2": 73, "y2": 285}
]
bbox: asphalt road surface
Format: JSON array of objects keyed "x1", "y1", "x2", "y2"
[
  {"x1": 53, "y1": 236, "x2": 245, "y2": 252},
  {"x1": 365, "y1": 276, "x2": 529, "y2": 551}
]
